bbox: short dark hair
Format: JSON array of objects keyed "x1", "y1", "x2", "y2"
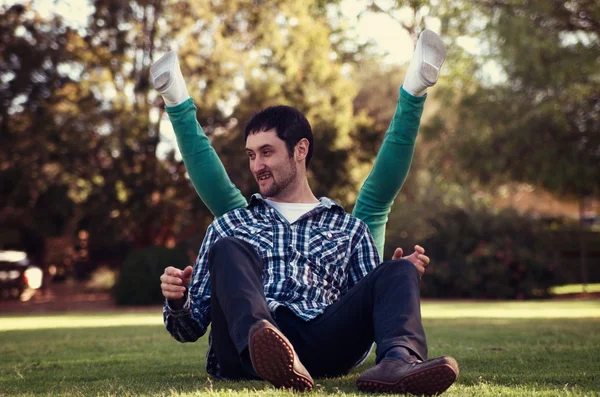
[{"x1": 244, "y1": 105, "x2": 314, "y2": 168}]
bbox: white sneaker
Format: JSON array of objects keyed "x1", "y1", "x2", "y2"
[
  {"x1": 402, "y1": 29, "x2": 446, "y2": 97},
  {"x1": 150, "y1": 51, "x2": 189, "y2": 106}
]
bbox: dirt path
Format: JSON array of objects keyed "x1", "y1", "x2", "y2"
[
  {"x1": 0, "y1": 284, "x2": 157, "y2": 314},
  {"x1": 2, "y1": 284, "x2": 597, "y2": 315}
]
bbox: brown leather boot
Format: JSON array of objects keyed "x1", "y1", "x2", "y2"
[
  {"x1": 248, "y1": 320, "x2": 314, "y2": 391},
  {"x1": 356, "y1": 355, "x2": 459, "y2": 395}
]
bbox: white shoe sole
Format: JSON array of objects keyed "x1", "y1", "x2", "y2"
[
  {"x1": 150, "y1": 51, "x2": 176, "y2": 92},
  {"x1": 418, "y1": 29, "x2": 446, "y2": 86}
]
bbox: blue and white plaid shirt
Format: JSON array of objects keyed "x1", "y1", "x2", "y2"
[{"x1": 163, "y1": 194, "x2": 380, "y2": 375}]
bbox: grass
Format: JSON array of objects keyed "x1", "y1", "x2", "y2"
[
  {"x1": 550, "y1": 283, "x2": 600, "y2": 295},
  {"x1": 1, "y1": 300, "x2": 599, "y2": 396}
]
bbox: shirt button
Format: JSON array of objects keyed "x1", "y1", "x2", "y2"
[{"x1": 327, "y1": 232, "x2": 332, "y2": 238}]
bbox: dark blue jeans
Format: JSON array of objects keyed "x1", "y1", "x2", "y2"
[{"x1": 208, "y1": 237, "x2": 427, "y2": 379}]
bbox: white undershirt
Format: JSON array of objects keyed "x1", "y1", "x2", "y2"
[{"x1": 264, "y1": 199, "x2": 320, "y2": 224}]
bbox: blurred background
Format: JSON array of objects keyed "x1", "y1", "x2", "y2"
[{"x1": 1, "y1": 0, "x2": 598, "y2": 309}]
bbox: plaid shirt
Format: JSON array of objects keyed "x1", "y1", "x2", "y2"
[{"x1": 163, "y1": 194, "x2": 380, "y2": 376}]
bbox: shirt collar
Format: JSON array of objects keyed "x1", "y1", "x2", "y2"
[{"x1": 248, "y1": 193, "x2": 343, "y2": 210}]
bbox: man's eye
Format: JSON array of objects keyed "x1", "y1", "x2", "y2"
[
  {"x1": 263, "y1": 151, "x2": 272, "y2": 156},
  {"x1": 248, "y1": 153, "x2": 255, "y2": 160}
]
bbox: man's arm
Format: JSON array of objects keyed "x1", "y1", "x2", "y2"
[{"x1": 162, "y1": 223, "x2": 220, "y2": 342}]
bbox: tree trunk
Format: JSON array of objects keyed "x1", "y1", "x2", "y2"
[{"x1": 579, "y1": 195, "x2": 589, "y2": 293}]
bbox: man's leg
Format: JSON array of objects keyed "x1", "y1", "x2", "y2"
[
  {"x1": 274, "y1": 260, "x2": 426, "y2": 376},
  {"x1": 150, "y1": 51, "x2": 249, "y2": 219},
  {"x1": 274, "y1": 259, "x2": 457, "y2": 395},
  {"x1": 353, "y1": 260, "x2": 458, "y2": 396},
  {"x1": 208, "y1": 237, "x2": 313, "y2": 390},
  {"x1": 209, "y1": 287, "x2": 256, "y2": 379},
  {"x1": 352, "y1": 29, "x2": 446, "y2": 257}
]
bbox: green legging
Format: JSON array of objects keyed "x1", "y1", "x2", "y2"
[{"x1": 165, "y1": 87, "x2": 425, "y2": 257}]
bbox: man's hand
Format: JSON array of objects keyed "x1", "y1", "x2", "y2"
[
  {"x1": 160, "y1": 266, "x2": 193, "y2": 308},
  {"x1": 392, "y1": 245, "x2": 430, "y2": 277}
]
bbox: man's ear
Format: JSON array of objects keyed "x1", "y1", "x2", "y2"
[{"x1": 294, "y1": 138, "x2": 310, "y2": 163}]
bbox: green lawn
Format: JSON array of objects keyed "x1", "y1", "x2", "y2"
[
  {"x1": 550, "y1": 283, "x2": 600, "y2": 295},
  {"x1": 1, "y1": 300, "x2": 599, "y2": 396}
]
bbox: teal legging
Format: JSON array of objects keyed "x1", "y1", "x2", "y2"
[{"x1": 165, "y1": 87, "x2": 425, "y2": 257}]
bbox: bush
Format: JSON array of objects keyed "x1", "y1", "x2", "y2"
[
  {"x1": 419, "y1": 207, "x2": 557, "y2": 299},
  {"x1": 113, "y1": 246, "x2": 190, "y2": 306}
]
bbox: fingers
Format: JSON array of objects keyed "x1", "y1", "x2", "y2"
[
  {"x1": 165, "y1": 266, "x2": 184, "y2": 278},
  {"x1": 161, "y1": 266, "x2": 189, "y2": 299},
  {"x1": 180, "y1": 267, "x2": 193, "y2": 288},
  {"x1": 182, "y1": 266, "x2": 193, "y2": 278},
  {"x1": 161, "y1": 281, "x2": 185, "y2": 291},
  {"x1": 161, "y1": 283, "x2": 186, "y2": 293},
  {"x1": 413, "y1": 246, "x2": 430, "y2": 269},
  {"x1": 161, "y1": 282, "x2": 186, "y2": 299},
  {"x1": 415, "y1": 264, "x2": 425, "y2": 277},
  {"x1": 411, "y1": 255, "x2": 430, "y2": 269},
  {"x1": 392, "y1": 247, "x2": 403, "y2": 260},
  {"x1": 160, "y1": 273, "x2": 183, "y2": 285},
  {"x1": 163, "y1": 266, "x2": 193, "y2": 284}
]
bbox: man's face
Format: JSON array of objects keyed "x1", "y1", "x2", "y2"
[{"x1": 246, "y1": 129, "x2": 298, "y2": 198}]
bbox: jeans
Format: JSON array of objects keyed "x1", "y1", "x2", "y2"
[{"x1": 208, "y1": 237, "x2": 427, "y2": 379}]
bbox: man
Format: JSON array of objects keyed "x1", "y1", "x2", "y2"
[{"x1": 159, "y1": 32, "x2": 458, "y2": 395}]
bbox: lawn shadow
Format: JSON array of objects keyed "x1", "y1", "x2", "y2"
[{"x1": 193, "y1": 365, "x2": 366, "y2": 394}]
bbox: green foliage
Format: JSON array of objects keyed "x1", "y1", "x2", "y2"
[
  {"x1": 2, "y1": 0, "x2": 596, "y2": 289},
  {"x1": 0, "y1": 0, "x2": 378, "y2": 270},
  {"x1": 429, "y1": 0, "x2": 600, "y2": 199},
  {"x1": 113, "y1": 246, "x2": 189, "y2": 306},
  {"x1": 190, "y1": 0, "x2": 374, "y2": 206},
  {"x1": 351, "y1": 61, "x2": 406, "y2": 163},
  {"x1": 384, "y1": 173, "x2": 559, "y2": 299},
  {"x1": 419, "y1": 207, "x2": 556, "y2": 299},
  {"x1": 384, "y1": 169, "x2": 495, "y2": 252},
  {"x1": 0, "y1": 4, "x2": 93, "y2": 237},
  {"x1": 545, "y1": 229, "x2": 600, "y2": 284}
]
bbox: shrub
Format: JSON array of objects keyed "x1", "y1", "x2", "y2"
[
  {"x1": 419, "y1": 207, "x2": 557, "y2": 299},
  {"x1": 113, "y1": 246, "x2": 190, "y2": 306}
]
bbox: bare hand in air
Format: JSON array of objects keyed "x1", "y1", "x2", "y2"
[{"x1": 392, "y1": 245, "x2": 430, "y2": 277}]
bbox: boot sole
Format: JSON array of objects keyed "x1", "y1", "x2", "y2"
[
  {"x1": 356, "y1": 362, "x2": 457, "y2": 396},
  {"x1": 419, "y1": 30, "x2": 446, "y2": 86},
  {"x1": 249, "y1": 326, "x2": 314, "y2": 391}
]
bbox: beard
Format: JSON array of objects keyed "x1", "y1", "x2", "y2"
[{"x1": 258, "y1": 158, "x2": 298, "y2": 198}]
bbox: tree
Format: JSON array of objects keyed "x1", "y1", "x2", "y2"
[
  {"x1": 0, "y1": 4, "x2": 101, "y2": 285},
  {"x1": 168, "y1": 0, "x2": 379, "y2": 206},
  {"x1": 422, "y1": 0, "x2": 600, "y2": 286},
  {"x1": 1, "y1": 0, "x2": 383, "y2": 282},
  {"x1": 434, "y1": 0, "x2": 600, "y2": 197}
]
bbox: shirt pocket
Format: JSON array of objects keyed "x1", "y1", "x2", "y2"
[
  {"x1": 306, "y1": 227, "x2": 350, "y2": 286},
  {"x1": 233, "y1": 222, "x2": 274, "y2": 253}
]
